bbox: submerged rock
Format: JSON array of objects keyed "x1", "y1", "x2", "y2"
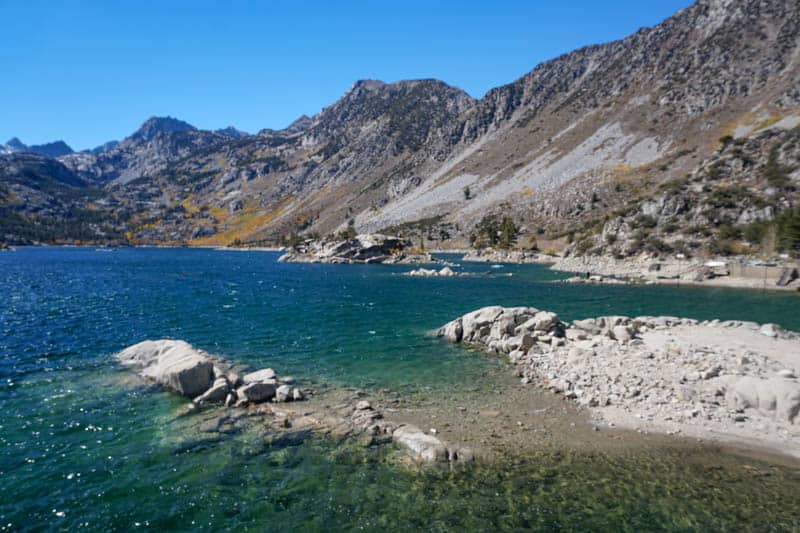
[{"x1": 393, "y1": 425, "x2": 448, "y2": 462}]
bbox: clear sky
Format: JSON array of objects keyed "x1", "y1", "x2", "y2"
[{"x1": 1, "y1": 0, "x2": 693, "y2": 150}]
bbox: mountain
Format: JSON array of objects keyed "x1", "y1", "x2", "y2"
[
  {"x1": 89, "y1": 140, "x2": 119, "y2": 155},
  {"x1": 2, "y1": 0, "x2": 799, "y2": 252},
  {"x1": 3, "y1": 138, "x2": 27, "y2": 153},
  {"x1": 0, "y1": 153, "x2": 122, "y2": 244},
  {"x1": 1, "y1": 138, "x2": 74, "y2": 157},
  {"x1": 127, "y1": 116, "x2": 197, "y2": 143},
  {"x1": 27, "y1": 140, "x2": 74, "y2": 158},
  {"x1": 59, "y1": 116, "x2": 229, "y2": 185},
  {"x1": 216, "y1": 126, "x2": 249, "y2": 139}
]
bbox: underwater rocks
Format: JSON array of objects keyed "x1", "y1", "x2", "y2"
[
  {"x1": 438, "y1": 307, "x2": 800, "y2": 456},
  {"x1": 115, "y1": 340, "x2": 469, "y2": 464},
  {"x1": 115, "y1": 340, "x2": 306, "y2": 406},
  {"x1": 278, "y1": 234, "x2": 439, "y2": 265}
]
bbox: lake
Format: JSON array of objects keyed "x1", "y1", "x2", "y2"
[{"x1": 1, "y1": 247, "x2": 799, "y2": 531}]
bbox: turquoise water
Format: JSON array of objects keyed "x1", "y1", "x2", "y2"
[{"x1": 1, "y1": 247, "x2": 799, "y2": 531}]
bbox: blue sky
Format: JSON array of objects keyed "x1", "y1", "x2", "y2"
[{"x1": 1, "y1": 0, "x2": 692, "y2": 150}]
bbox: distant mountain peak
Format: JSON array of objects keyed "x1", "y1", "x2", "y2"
[
  {"x1": 128, "y1": 116, "x2": 197, "y2": 143},
  {"x1": 283, "y1": 114, "x2": 313, "y2": 134},
  {"x1": 5, "y1": 137, "x2": 26, "y2": 150},
  {"x1": 1, "y1": 138, "x2": 73, "y2": 157},
  {"x1": 28, "y1": 140, "x2": 73, "y2": 158},
  {"x1": 216, "y1": 126, "x2": 249, "y2": 139}
]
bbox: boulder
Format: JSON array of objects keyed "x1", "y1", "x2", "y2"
[
  {"x1": 242, "y1": 368, "x2": 276, "y2": 383},
  {"x1": 116, "y1": 340, "x2": 214, "y2": 398},
  {"x1": 393, "y1": 425, "x2": 448, "y2": 462},
  {"x1": 194, "y1": 377, "x2": 230, "y2": 404},
  {"x1": 237, "y1": 382, "x2": 277, "y2": 403},
  {"x1": 275, "y1": 384, "x2": 293, "y2": 402},
  {"x1": 439, "y1": 319, "x2": 463, "y2": 343},
  {"x1": 292, "y1": 388, "x2": 305, "y2": 401},
  {"x1": 461, "y1": 306, "x2": 505, "y2": 341},
  {"x1": 438, "y1": 267, "x2": 455, "y2": 276},
  {"x1": 611, "y1": 325, "x2": 632, "y2": 343},
  {"x1": 759, "y1": 323, "x2": 780, "y2": 338},
  {"x1": 727, "y1": 377, "x2": 800, "y2": 423}
]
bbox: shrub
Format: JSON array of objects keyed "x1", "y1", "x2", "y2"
[
  {"x1": 717, "y1": 224, "x2": 742, "y2": 240},
  {"x1": 643, "y1": 237, "x2": 673, "y2": 255},
  {"x1": 764, "y1": 145, "x2": 791, "y2": 189},
  {"x1": 634, "y1": 214, "x2": 658, "y2": 229},
  {"x1": 575, "y1": 238, "x2": 594, "y2": 255},
  {"x1": 709, "y1": 186, "x2": 754, "y2": 208}
]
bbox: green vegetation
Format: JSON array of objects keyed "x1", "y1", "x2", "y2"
[
  {"x1": 764, "y1": 145, "x2": 792, "y2": 189},
  {"x1": 776, "y1": 208, "x2": 800, "y2": 255},
  {"x1": 470, "y1": 214, "x2": 519, "y2": 249},
  {"x1": 634, "y1": 214, "x2": 658, "y2": 229},
  {"x1": 337, "y1": 219, "x2": 357, "y2": 240}
]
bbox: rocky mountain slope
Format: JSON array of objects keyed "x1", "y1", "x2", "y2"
[
  {"x1": 2, "y1": 138, "x2": 74, "y2": 157},
  {"x1": 1, "y1": 0, "x2": 799, "y2": 251}
]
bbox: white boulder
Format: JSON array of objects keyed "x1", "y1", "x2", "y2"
[{"x1": 116, "y1": 340, "x2": 214, "y2": 398}]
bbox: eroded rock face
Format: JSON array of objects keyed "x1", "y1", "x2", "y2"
[{"x1": 116, "y1": 340, "x2": 214, "y2": 398}]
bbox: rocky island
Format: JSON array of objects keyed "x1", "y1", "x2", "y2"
[{"x1": 278, "y1": 234, "x2": 438, "y2": 265}]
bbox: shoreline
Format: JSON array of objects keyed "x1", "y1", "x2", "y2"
[
  {"x1": 458, "y1": 249, "x2": 800, "y2": 294},
  {"x1": 437, "y1": 306, "x2": 800, "y2": 463}
]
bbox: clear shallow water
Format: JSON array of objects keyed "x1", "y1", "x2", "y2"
[{"x1": 1, "y1": 247, "x2": 799, "y2": 531}]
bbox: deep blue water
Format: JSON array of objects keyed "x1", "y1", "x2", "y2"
[{"x1": 1, "y1": 247, "x2": 799, "y2": 531}]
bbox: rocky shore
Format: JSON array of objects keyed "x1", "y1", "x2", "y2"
[
  {"x1": 438, "y1": 306, "x2": 800, "y2": 458},
  {"x1": 115, "y1": 339, "x2": 472, "y2": 464},
  {"x1": 462, "y1": 249, "x2": 547, "y2": 264},
  {"x1": 278, "y1": 234, "x2": 438, "y2": 265},
  {"x1": 551, "y1": 255, "x2": 800, "y2": 292}
]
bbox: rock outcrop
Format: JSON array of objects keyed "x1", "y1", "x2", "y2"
[
  {"x1": 404, "y1": 266, "x2": 457, "y2": 277},
  {"x1": 278, "y1": 234, "x2": 438, "y2": 265},
  {"x1": 115, "y1": 340, "x2": 305, "y2": 406},
  {"x1": 438, "y1": 307, "x2": 800, "y2": 455}
]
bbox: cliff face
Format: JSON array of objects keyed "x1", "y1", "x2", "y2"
[{"x1": 2, "y1": 0, "x2": 799, "y2": 249}]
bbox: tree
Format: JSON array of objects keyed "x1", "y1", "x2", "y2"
[
  {"x1": 498, "y1": 216, "x2": 519, "y2": 249},
  {"x1": 463, "y1": 186, "x2": 471, "y2": 200},
  {"x1": 765, "y1": 145, "x2": 791, "y2": 189},
  {"x1": 470, "y1": 214, "x2": 518, "y2": 249},
  {"x1": 777, "y1": 209, "x2": 800, "y2": 255}
]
